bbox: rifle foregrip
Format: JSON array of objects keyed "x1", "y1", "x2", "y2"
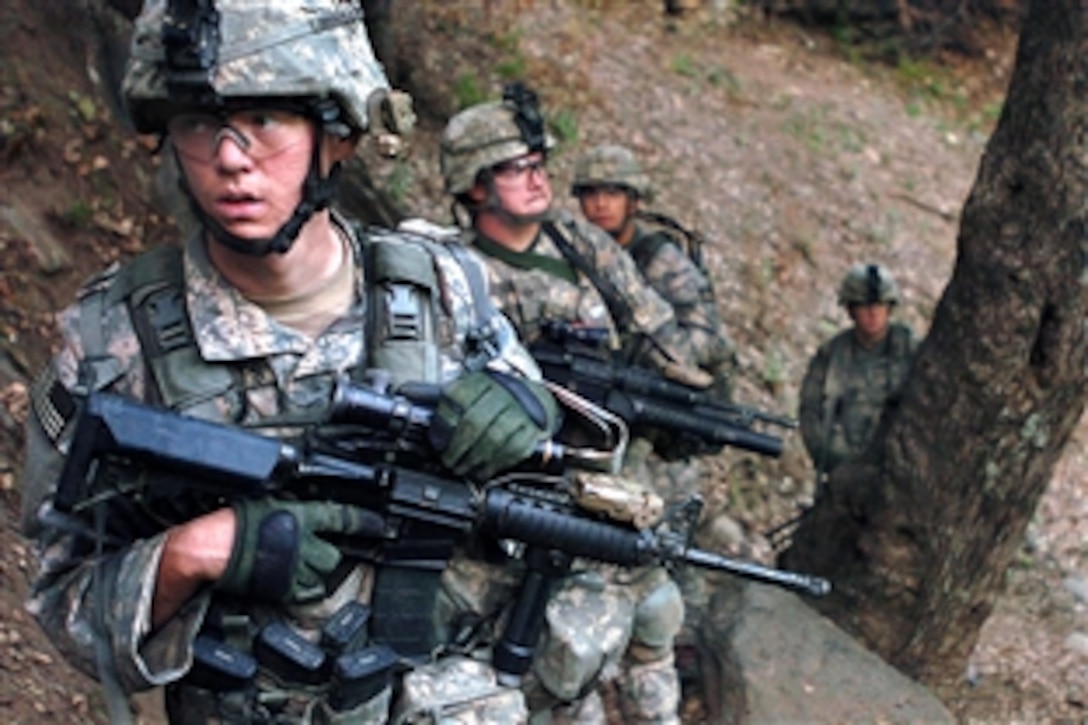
[{"x1": 482, "y1": 490, "x2": 653, "y2": 567}]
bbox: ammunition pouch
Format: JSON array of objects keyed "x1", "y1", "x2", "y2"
[{"x1": 175, "y1": 600, "x2": 398, "y2": 723}]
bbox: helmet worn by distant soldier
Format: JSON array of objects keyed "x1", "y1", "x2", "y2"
[
  {"x1": 838, "y1": 263, "x2": 900, "y2": 306},
  {"x1": 440, "y1": 82, "x2": 556, "y2": 196},
  {"x1": 123, "y1": 0, "x2": 414, "y2": 140},
  {"x1": 571, "y1": 144, "x2": 653, "y2": 201}
]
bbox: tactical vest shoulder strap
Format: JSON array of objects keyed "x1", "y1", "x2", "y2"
[
  {"x1": 358, "y1": 225, "x2": 442, "y2": 386},
  {"x1": 633, "y1": 210, "x2": 707, "y2": 271},
  {"x1": 543, "y1": 220, "x2": 635, "y2": 331},
  {"x1": 109, "y1": 243, "x2": 236, "y2": 410},
  {"x1": 626, "y1": 229, "x2": 675, "y2": 273}
]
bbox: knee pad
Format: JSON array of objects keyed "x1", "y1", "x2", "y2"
[
  {"x1": 632, "y1": 577, "x2": 684, "y2": 654},
  {"x1": 532, "y1": 572, "x2": 634, "y2": 701}
]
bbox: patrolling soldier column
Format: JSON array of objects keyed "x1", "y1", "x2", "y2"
[{"x1": 20, "y1": 2, "x2": 558, "y2": 722}]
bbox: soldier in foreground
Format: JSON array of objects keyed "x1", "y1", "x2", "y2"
[
  {"x1": 437, "y1": 86, "x2": 703, "y2": 723},
  {"x1": 799, "y1": 263, "x2": 918, "y2": 488},
  {"x1": 20, "y1": 2, "x2": 558, "y2": 721}
]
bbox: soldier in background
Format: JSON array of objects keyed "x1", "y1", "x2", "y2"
[
  {"x1": 571, "y1": 143, "x2": 735, "y2": 403},
  {"x1": 437, "y1": 85, "x2": 699, "y2": 724},
  {"x1": 799, "y1": 263, "x2": 918, "y2": 489},
  {"x1": 572, "y1": 142, "x2": 737, "y2": 690}
]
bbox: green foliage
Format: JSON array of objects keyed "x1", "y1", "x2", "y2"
[
  {"x1": 385, "y1": 160, "x2": 415, "y2": 206},
  {"x1": 671, "y1": 54, "x2": 700, "y2": 79},
  {"x1": 492, "y1": 30, "x2": 528, "y2": 80},
  {"x1": 59, "y1": 201, "x2": 94, "y2": 230},
  {"x1": 67, "y1": 91, "x2": 98, "y2": 124},
  {"x1": 707, "y1": 65, "x2": 744, "y2": 97},
  {"x1": 453, "y1": 73, "x2": 486, "y2": 111},
  {"x1": 782, "y1": 110, "x2": 828, "y2": 153},
  {"x1": 497, "y1": 56, "x2": 528, "y2": 81},
  {"x1": 762, "y1": 345, "x2": 788, "y2": 389},
  {"x1": 548, "y1": 109, "x2": 579, "y2": 146}
]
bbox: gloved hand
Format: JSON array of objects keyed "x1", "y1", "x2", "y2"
[
  {"x1": 647, "y1": 347, "x2": 714, "y2": 389},
  {"x1": 217, "y1": 498, "x2": 384, "y2": 603},
  {"x1": 428, "y1": 369, "x2": 558, "y2": 480}
]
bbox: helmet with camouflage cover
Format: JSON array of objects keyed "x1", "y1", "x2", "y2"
[
  {"x1": 838, "y1": 263, "x2": 900, "y2": 306},
  {"x1": 440, "y1": 83, "x2": 556, "y2": 196},
  {"x1": 122, "y1": 0, "x2": 414, "y2": 257},
  {"x1": 570, "y1": 144, "x2": 653, "y2": 201},
  {"x1": 123, "y1": 0, "x2": 411, "y2": 138}
]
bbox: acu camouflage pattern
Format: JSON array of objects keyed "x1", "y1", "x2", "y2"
[
  {"x1": 395, "y1": 656, "x2": 528, "y2": 724},
  {"x1": 439, "y1": 99, "x2": 556, "y2": 196},
  {"x1": 21, "y1": 217, "x2": 538, "y2": 722},
  {"x1": 626, "y1": 223, "x2": 735, "y2": 402},
  {"x1": 837, "y1": 262, "x2": 901, "y2": 306},
  {"x1": 799, "y1": 322, "x2": 917, "y2": 475},
  {"x1": 124, "y1": 0, "x2": 390, "y2": 134},
  {"x1": 465, "y1": 211, "x2": 688, "y2": 721},
  {"x1": 471, "y1": 210, "x2": 680, "y2": 354},
  {"x1": 571, "y1": 144, "x2": 654, "y2": 201},
  {"x1": 525, "y1": 565, "x2": 683, "y2": 724}
]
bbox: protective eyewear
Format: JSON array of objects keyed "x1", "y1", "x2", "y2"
[
  {"x1": 167, "y1": 107, "x2": 312, "y2": 162},
  {"x1": 491, "y1": 156, "x2": 548, "y2": 186}
]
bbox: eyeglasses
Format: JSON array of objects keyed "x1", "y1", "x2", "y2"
[
  {"x1": 167, "y1": 108, "x2": 312, "y2": 162},
  {"x1": 491, "y1": 156, "x2": 548, "y2": 186}
]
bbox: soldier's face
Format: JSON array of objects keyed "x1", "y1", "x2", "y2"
[
  {"x1": 173, "y1": 107, "x2": 338, "y2": 241},
  {"x1": 577, "y1": 186, "x2": 635, "y2": 239},
  {"x1": 489, "y1": 152, "x2": 553, "y2": 218},
  {"x1": 849, "y1": 303, "x2": 891, "y2": 346}
]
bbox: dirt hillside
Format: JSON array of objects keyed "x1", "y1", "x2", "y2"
[{"x1": 1, "y1": 1, "x2": 1085, "y2": 722}]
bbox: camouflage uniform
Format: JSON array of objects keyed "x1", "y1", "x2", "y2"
[
  {"x1": 570, "y1": 141, "x2": 731, "y2": 400},
  {"x1": 447, "y1": 214, "x2": 687, "y2": 725},
  {"x1": 438, "y1": 94, "x2": 689, "y2": 724},
  {"x1": 22, "y1": 3, "x2": 535, "y2": 722},
  {"x1": 22, "y1": 221, "x2": 537, "y2": 723},
  {"x1": 572, "y1": 144, "x2": 735, "y2": 672},
  {"x1": 799, "y1": 264, "x2": 918, "y2": 478}
]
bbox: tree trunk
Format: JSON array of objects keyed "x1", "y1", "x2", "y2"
[{"x1": 782, "y1": 0, "x2": 1088, "y2": 688}]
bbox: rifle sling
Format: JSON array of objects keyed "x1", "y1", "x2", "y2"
[{"x1": 542, "y1": 221, "x2": 636, "y2": 331}]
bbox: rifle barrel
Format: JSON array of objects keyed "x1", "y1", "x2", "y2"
[
  {"x1": 618, "y1": 394, "x2": 783, "y2": 457},
  {"x1": 684, "y1": 548, "x2": 830, "y2": 597}
]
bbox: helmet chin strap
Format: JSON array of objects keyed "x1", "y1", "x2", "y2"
[{"x1": 175, "y1": 137, "x2": 341, "y2": 257}]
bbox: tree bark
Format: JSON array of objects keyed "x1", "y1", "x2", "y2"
[{"x1": 782, "y1": 0, "x2": 1088, "y2": 688}]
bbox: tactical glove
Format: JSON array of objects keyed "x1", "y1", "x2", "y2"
[
  {"x1": 217, "y1": 498, "x2": 384, "y2": 603},
  {"x1": 647, "y1": 347, "x2": 714, "y2": 389},
  {"x1": 428, "y1": 369, "x2": 558, "y2": 481}
]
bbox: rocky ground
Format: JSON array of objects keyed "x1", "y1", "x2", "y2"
[{"x1": 0, "y1": 1, "x2": 1085, "y2": 722}]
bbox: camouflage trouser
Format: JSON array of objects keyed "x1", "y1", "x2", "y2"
[
  {"x1": 393, "y1": 656, "x2": 528, "y2": 724},
  {"x1": 525, "y1": 565, "x2": 683, "y2": 724},
  {"x1": 622, "y1": 439, "x2": 714, "y2": 687}
]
